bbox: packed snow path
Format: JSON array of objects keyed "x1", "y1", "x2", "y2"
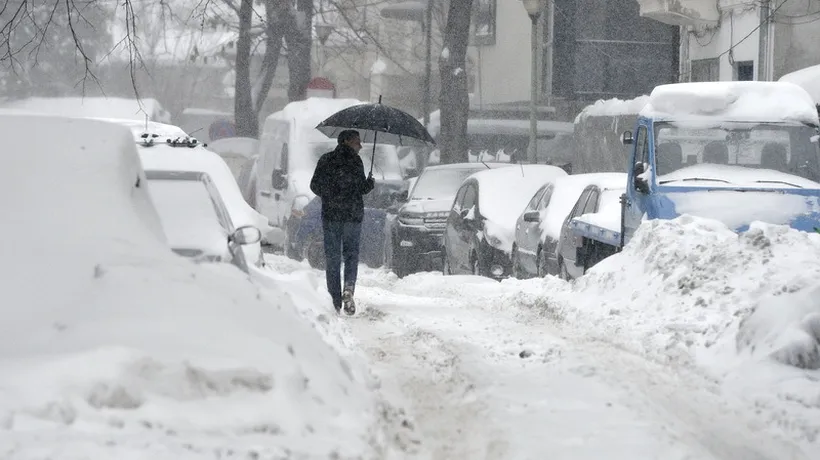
[{"x1": 347, "y1": 272, "x2": 809, "y2": 460}]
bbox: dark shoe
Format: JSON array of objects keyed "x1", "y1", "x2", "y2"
[{"x1": 342, "y1": 287, "x2": 356, "y2": 315}]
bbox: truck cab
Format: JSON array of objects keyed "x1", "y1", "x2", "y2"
[
  {"x1": 570, "y1": 81, "x2": 820, "y2": 273},
  {"x1": 620, "y1": 81, "x2": 820, "y2": 244}
]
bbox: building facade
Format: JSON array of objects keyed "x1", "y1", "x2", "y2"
[{"x1": 637, "y1": 0, "x2": 820, "y2": 82}]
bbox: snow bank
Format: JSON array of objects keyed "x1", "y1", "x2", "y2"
[
  {"x1": 0, "y1": 114, "x2": 383, "y2": 458},
  {"x1": 574, "y1": 95, "x2": 649, "y2": 123},
  {"x1": 640, "y1": 81, "x2": 820, "y2": 125},
  {"x1": 472, "y1": 165, "x2": 568, "y2": 252}
]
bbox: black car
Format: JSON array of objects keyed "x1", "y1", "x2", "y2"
[{"x1": 385, "y1": 163, "x2": 512, "y2": 277}]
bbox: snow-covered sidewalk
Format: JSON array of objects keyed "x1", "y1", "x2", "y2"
[{"x1": 295, "y1": 264, "x2": 810, "y2": 459}]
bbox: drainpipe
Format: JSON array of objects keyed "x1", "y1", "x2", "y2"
[{"x1": 758, "y1": 0, "x2": 770, "y2": 81}]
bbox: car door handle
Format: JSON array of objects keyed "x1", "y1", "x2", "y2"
[{"x1": 260, "y1": 190, "x2": 272, "y2": 197}]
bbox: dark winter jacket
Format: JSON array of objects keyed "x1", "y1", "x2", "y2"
[{"x1": 310, "y1": 144, "x2": 375, "y2": 222}]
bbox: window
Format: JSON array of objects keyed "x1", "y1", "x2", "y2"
[
  {"x1": 570, "y1": 189, "x2": 593, "y2": 219},
  {"x1": 691, "y1": 58, "x2": 719, "y2": 82},
  {"x1": 635, "y1": 126, "x2": 649, "y2": 166},
  {"x1": 735, "y1": 61, "x2": 754, "y2": 81},
  {"x1": 582, "y1": 190, "x2": 599, "y2": 214},
  {"x1": 538, "y1": 184, "x2": 555, "y2": 210},
  {"x1": 462, "y1": 184, "x2": 478, "y2": 209},
  {"x1": 526, "y1": 186, "x2": 547, "y2": 211},
  {"x1": 454, "y1": 186, "x2": 467, "y2": 209},
  {"x1": 472, "y1": 0, "x2": 496, "y2": 46}
]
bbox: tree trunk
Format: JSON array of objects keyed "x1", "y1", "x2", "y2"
[
  {"x1": 233, "y1": 0, "x2": 257, "y2": 137},
  {"x1": 284, "y1": 0, "x2": 313, "y2": 102},
  {"x1": 438, "y1": 0, "x2": 473, "y2": 164}
]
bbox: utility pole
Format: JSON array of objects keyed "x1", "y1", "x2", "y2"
[{"x1": 423, "y1": 0, "x2": 434, "y2": 128}]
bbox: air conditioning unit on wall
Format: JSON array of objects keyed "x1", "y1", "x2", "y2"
[{"x1": 637, "y1": 0, "x2": 720, "y2": 26}]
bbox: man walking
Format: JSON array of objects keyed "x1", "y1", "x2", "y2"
[{"x1": 310, "y1": 130, "x2": 375, "y2": 314}]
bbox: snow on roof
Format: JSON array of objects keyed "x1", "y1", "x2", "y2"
[
  {"x1": 574, "y1": 95, "x2": 650, "y2": 123},
  {"x1": 540, "y1": 172, "x2": 627, "y2": 241},
  {"x1": 94, "y1": 118, "x2": 190, "y2": 141},
  {"x1": 0, "y1": 97, "x2": 169, "y2": 122},
  {"x1": 268, "y1": 97, "x2": 365, "y2": 143},
  {"x1": 470, "y1": 164, "x2": 568, "y2": 252},
  {"x1": 778, "y1": 64, "x2": 820, "y2": 104},
  {"x1": 640, "y1": 81, "x2": 819, "y2": 126},
  {"x1": 138, "y1": 144, "x2": 271, "y2": 234}
]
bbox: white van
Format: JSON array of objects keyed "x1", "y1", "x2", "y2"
[{"x1": 255, "y1": 97, "x2": 406, "y2": 247}]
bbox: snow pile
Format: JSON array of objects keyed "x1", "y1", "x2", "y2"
[
  {"x1": 471, "y1": 165, "x2": 568, "y2": 252},
  {"x1": 574, "y1": 95, "x2": 649, "y2": 123},
  {"x1": 640, "y1": 81, "x2": 819, "y2": 125},
  {"x1": 779, "y1": 64, "x2": 820, "y2": 103},
  {"x1": 0, "y1": 115, "x2": 383, "y2": 458}
]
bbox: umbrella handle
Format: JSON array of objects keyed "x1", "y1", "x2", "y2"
[{"x1": 369, "y1": 130, "x2": 377, "y2": 177}]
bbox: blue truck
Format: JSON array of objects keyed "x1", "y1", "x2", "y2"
[{"x1": 570, "y1": 81, "x2": 820, "y2": 272}]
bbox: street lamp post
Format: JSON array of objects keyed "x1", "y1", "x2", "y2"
[
  {"x1": 315, "y1": 21, "x2": 335, "y2": 76},
  {"x1": 522, "y1": 0, "x2": 545, "y2": 164}
]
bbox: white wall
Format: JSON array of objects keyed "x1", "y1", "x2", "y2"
[
  {"x1": 772, "y1": 0, "x2": 820, "y2": 79},
  {"x1": 471, "y1": 2, "x2": 534, "y2": 105},
  {"x1": 688, "y1": 3, "x2": 761, "y2": 81}
]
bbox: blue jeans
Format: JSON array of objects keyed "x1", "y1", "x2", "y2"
[{"x1": 322, "y1": 220, "x2": 362, "y2": 309}]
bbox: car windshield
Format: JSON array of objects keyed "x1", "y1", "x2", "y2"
[
  {"x1": 653, "y1": 121, "x2": 820, "y2": 184},
  {"x1": 306, "y1": 141, "x2": 403, "y2": 180},
  {"x1": 147, "y1": 179, "x2": 229, "y2": 253},
  {"x1": 411, "y1": 167, "x2": 485, "y2": 200}
]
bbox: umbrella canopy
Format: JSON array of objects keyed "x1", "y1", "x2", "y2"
[{"x1": 315, "y1": 101, "x2": 436, "y2": 147}]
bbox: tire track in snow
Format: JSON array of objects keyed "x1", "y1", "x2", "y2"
[
  {"x1": 351, "y1": 305, "x2": 510, "y2": 460},
  {"x1": 351, "y1": 279, "x2": 811, "y2": 460}
]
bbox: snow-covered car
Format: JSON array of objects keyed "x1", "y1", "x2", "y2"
[
  {"x1": 145, "y1": 170, "x2": 262, "y2": 273},
  {"x1": 512, "y1": 173, "x2": 626, "y2": 278},
  {"x1": 557, "y1": 182, "x2": 626, "y2": 280},
  {"x1": 387, "y1": 162, "x2": 514, "y2": 277},
  {"x1": 135, "y1": 135, "x2": 271, "y2": 269},
  {"x1": 442, "y1": 164, "x2": 568, "y2": 279}
]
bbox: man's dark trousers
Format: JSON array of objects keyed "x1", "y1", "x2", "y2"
[{"x1": 322, "y1": 220, "x2": 362, "y2": 309}]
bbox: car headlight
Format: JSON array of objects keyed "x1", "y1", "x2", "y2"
[{"x1": 398, "y1": 212, "x2": 424, "y2": 226}]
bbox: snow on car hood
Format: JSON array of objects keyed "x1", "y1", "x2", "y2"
[
  {"x1": 402, "y1": 198, "x2": 453, "y2": 214},
  {"x1": 657, "y1": 164, "x2": 820, "y2": 189},
  {"x1": 665, "y1": 191, "x2": 820, "y2": 232}
]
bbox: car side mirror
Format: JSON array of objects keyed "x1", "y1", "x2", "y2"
[
  {"x1": 229, "y1": 225, "x2": 262, "y2": 246},
  {"x1": 621, "y1": 130, "x2": 634, "y2": 145},
  {"x1": 523, "y1": 210, "x2": 540, "y2": 223},
  {"x1": 272, "y1": 170, "x2": 287, "y2": 189}
]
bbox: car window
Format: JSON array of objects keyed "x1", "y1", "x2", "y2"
[
  {"x1": 453, "y1": 185, "x2": 467, "y2": 209},
  {"x1": 525, "y1": 187, "x2": 546, "y2": 211},
  {"x1": 538, "y1": 183, "x2": 554, "y2": 210},
  {"x1": 582, "y1": 189, "x2": 600, "y2": 214},
  {"x1": 279, "y1": 143, "x2": 289, "y2": 172},
  {"x1": 635, "y1": 126, "x2": 649, "y2": 167},
  {"x1": 570, "y1": 189, "x2": 593, "y2": 219},
  {"x1": 147, "y1": 179, "x2": 229, "y2": 251},
  {"x1": 462, "y1": 183, "x2": 478, "y2": 209}
]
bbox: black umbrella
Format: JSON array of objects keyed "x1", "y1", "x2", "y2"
[{"x1": 316, "y1": 95, "x2": 436, "y2": 176}]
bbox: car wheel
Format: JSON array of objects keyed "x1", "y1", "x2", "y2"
[
  {"x1": 536, "y1": 247, "x2": 546, "y2": 278},
  {"x1": 305, "y1": 233, "x2": 325, "y2": 269},
  {"x1": 558, "y1": 257, "x2": 570, "y2": 281},
  {"x1": 283, "y1": 219, "x2": 300, "y2": 260},
  {"x1": 471, "y1": 252, "x2": 482, "y2": 277},
  {"x1": 511, "y1": 244, "x2": 523, "y2": 279}
]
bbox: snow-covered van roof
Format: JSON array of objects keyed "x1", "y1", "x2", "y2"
[
  {"x1": 266, "y1": 97, "x2": 365, "y2": 143},
  {"x1": 779, "y1": 64, "x2": 820, "y2": 104},
  {"x1": 574, "y1": 95, "x2": 650, "y2": 123},
  {"x1": 639, "y1": 81, "x2": 819, "y2": 126},
  {"x1": 0, "y1": 96, "x2": 171, "y2": 123}
]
